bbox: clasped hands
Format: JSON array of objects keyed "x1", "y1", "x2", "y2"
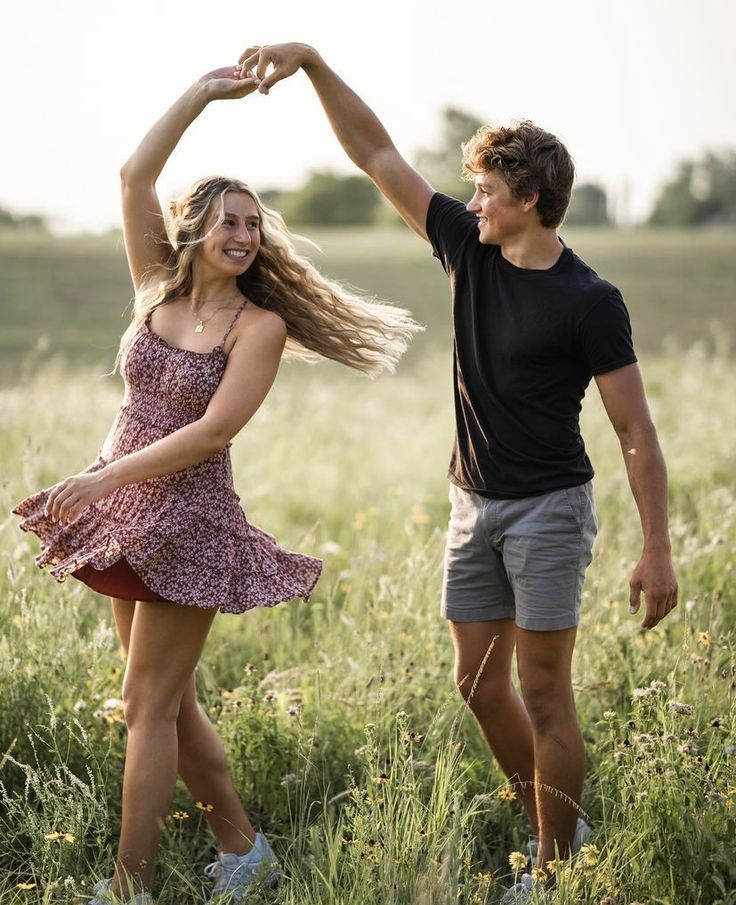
[{"x1": 199, "y1": 44, "x2": 313, "y2": 102}]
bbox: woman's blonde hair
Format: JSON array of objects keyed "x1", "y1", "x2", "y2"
[{"x1": 116, "y1": 176, "x2": 422, "y2": 375}]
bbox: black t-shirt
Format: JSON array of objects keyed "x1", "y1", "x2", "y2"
[{"x1": 426, "y1": 192, "x2": 638, "y2": 499}]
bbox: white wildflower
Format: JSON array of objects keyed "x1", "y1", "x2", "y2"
[
  {"x1": 632, "y1": 687, "x2": 652, "y2": 700},
  {"x1": 319, "y1": 541, "x2": 342, "y2": 556}
]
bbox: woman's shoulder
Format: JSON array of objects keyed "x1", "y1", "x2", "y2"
[{"x1": 233, "y1": 304, "x2": 288, "y2": 347}]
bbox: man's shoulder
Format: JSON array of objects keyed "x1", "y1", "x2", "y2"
[
  {"x1": 564, "y1": 248, "x2": 621, "y2": 306},
  {"x1": 428, "y1": 192, "x2": 477, "y2": 237},
  {"x1": 427, "y1": 192, "x2": 498, "y2": 272}
]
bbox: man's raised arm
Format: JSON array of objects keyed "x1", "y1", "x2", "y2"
[{"x1": 238, "y1": 43, "x2": 435, "y2": 240}]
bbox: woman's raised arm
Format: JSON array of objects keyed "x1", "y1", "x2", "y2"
[{"x1": 120, "y1": 67, "x2": 259, "y2": 291}]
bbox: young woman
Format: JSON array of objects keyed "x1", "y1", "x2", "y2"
[{"x1": 13, "y1": 66, "x2": 419, "y2": 904}]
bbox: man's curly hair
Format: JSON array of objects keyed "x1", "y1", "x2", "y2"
[{"x1": 461, "y1": 120, "x2": 575, "y2": 228}]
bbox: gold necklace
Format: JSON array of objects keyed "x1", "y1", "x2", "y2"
[{"x1": 190, "y1": 296, "x2": 243, "y2": 334}]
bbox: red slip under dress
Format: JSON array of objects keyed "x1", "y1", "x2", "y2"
[{"x1": 12, "y1": 303, "x2": 322, "y2": 612}]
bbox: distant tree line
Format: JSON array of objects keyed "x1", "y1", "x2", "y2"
[
  {"x1": 649, "y1": 150, "x2": 736, "y2": 226},
  {"x1": 266, "y1": 111, "x2": 616, "y2": 228},
  {"x1": 0, "y1": 206, "x2": 47, "y2": 231},
  {"x1": 265, "y1": 109, "x2": 736, "y2": 229},
  {"x1": 5, "y1": 115, "x2": 735, "y2": 231}
]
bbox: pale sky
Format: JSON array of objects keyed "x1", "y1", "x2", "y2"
[{"x1": 3, "y1": 0, "x2": 735, "y2": 231}]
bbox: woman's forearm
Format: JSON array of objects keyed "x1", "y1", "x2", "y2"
[
  {"x1": 120, "y1": 80, "x2": 211, "y2": 184},
  {"x1": 104, "y1": 418, "x2": 225, "y2": 489}
]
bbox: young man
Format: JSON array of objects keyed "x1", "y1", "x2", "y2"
[{"x1": 238, "y1": 43, "x2": 679, "y2": 901}]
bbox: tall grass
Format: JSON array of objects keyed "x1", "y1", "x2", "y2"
[{"x1": 1, "y1": 340, "x2": 734, "y2": 903}]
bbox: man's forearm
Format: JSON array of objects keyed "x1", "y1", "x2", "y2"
[
  {"x1": 301, "y1": 47, "x2": 395, "y2": 172},
  {"x1": 619, "y1": 424, "x2": 671, "y2": 551}
]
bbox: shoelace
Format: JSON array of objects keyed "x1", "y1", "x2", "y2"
[{"x1": 203, "y1": 861, "x2": 227, "y2": 893}]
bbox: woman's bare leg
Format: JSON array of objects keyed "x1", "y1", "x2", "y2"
[
  {"x1": 176, "y1": 675, "x2": 256, "y2": 853},
  {"x1": 111, "y1": 599, "x2": 216, "y2": 898},
  {"x1": 111, "y1": 599, "x2": 256, "y2": 859}
]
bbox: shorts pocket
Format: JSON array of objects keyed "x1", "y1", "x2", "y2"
[{"x1": 561, "y1": 484, "x2": 589, "y2": 531}]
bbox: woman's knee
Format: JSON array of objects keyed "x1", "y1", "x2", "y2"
[{"x1": 122, "y1": 674, "x2": 184, "y2": 728}]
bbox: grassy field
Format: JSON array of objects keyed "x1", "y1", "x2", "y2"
[
  {"x1": 0, "y1": 228, "x2": 735, "y2": 903},
  {"x1": 1, "y1": 227, "x2": 735, "y2": 381}
]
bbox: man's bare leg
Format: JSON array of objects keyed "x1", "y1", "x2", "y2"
[
  {"x1": 516, "y1": 625, "x2": 582, "y2": 871},
  {"x1": 450, "y1": 619, "x2": 537, "y2": 832}
]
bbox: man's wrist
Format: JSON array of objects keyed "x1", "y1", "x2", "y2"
[
  {"x1": 642, "y1": 541, "x2": 672, "y2": 555},
  {"x1": 300, "y1": 44, "x2": 323, "y2": 75}
]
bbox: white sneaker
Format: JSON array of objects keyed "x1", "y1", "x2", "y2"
[
  {"x1": 501, "y1": 872, "x2": 549, "y2": 904},
  {"x1": 526, "y1": 816, "x2": 591, "y2": 868},
  {"x1": 88, "y1": 879, "x2": 153, "y2": 905},
  {"x1": 204, "y1": 833, "x2": 280, "y2": 902}
]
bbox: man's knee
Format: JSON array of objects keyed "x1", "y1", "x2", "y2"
[
  {"x1": 519, "y1": 679, "x2": 575, "y2": 735},
  {"x1": 456, "y1": 665, "x2": 513, "y2": 716}
]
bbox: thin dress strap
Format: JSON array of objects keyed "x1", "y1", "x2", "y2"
[{"x1": 218, "y1": 301, "x2": 248, "y2": 349}]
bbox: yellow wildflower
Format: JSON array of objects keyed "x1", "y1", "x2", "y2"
[
  {"x1": 410, "y1": 504, "x2": 431, "y2": 525},
  {"x1": 531, "y1": 868, "x2": 547, "y2": 884},
  {"x1": 698, "y1": 632, "x2": 712, "y2": 647},
  {"x1": 44, "y1": 832, "x2": 75, "y2": 843},
  {"x1": 171, "y1": 810, "x2": 189, "y2": 821},
  {"x1": 195, "y1": 801, "x2": 214, "y2": 813},
  {"x1": 498, "y1": 788, "x2": 517, "y2": 801},
  {"x1": 508, "y1": 851, "x2": 527, "y2": 871},
  {"x1": 579, "y1": 842, "x2": 599, "y2": 868}
]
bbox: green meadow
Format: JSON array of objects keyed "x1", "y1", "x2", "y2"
[{"x1": 0, "y1": 227, "x2": 734, "y2": 903}]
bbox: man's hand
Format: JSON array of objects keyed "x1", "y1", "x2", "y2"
[
  {"x1": 628, "y1": 549, "x2": 678, "y2": 629},
  {"x1": 237, "y1": 43, "x2": 317, "y2": 95}
]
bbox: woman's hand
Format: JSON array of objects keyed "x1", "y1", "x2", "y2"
[
  {"x1": 45, "y1": 468, "x2": 119, "y2": 526},
  {"x1": 197, "y1": 65, "x2": 261, "y2": 103}
]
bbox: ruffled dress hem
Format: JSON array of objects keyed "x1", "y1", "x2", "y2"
[{"x1": 13, "y1": 499, "x2": 323, "y2": 615}]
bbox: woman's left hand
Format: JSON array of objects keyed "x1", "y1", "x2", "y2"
[
  {"x1": 198, "y1": 66, "x2": 261, "y2": 102},
  {"x1": 45, "y1": 468, "x2": 118, "y2": 526}
]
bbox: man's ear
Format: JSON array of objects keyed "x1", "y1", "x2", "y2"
[{"x1": 522, "y1": 191, "x2": 539, "y2": 213}]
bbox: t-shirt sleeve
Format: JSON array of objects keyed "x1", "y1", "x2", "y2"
[
  {"x1": 577, "y1": 289, "x2": 638, "y2": 375},
  {"x1": 426, "y1": 192, "x2": 479, "y2": 275}
]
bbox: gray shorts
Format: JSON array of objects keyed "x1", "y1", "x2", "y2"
[{"x1": 441, "y1": 482, "x2": 597, "y2": 631}]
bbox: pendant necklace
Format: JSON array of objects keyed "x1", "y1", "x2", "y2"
[{"x1": 191, "y1": 296, "x2": 242, "y2": 334}]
